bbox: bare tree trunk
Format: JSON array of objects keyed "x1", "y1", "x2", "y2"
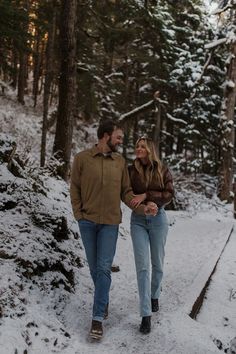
[
  {"x1": 11, "y1": 47, "x2": 18, "y2": 89},
  {"x1": 133, "y1": 116, "x2": 139, "y2": 144},
  {"x1": 17, "y1": 0, "x2": 29, "y2": 104},
  {"x1": 176, "y1": 135, "x2": 184, "y2": 154},
  {"x1": 17, "y1": 51, "x2": 26, "y2": 104},
  {"x1": 53, "y1": 0, "x2": 77, "y2": 180},
  {"x1": 122, "y1": 44, "x2": 132, "y2": 159},
  {"x1": 152, "y1": 103, "x2": 161, "y2": 158},
  {"x1": 218, "y1": 40, "x2": 236, "y2": 201},
  {"x1": 50, "y1": 81, "x2": 57, "y2": 105},
  {"x1": 165, "y1": 114, "x2": 174, "y2": 156},
  {"x1": 33, "y1": 31, "x2": 41, "y2": 108},
  {"x1": 40, "y1": 9, "x2": 57, "y2": 167}
]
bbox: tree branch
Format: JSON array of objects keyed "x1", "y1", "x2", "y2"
[
  {"x1": 190, "y1": 50, "x2": 215, "y2": 99},
  {"x1": 119, "y1": 92, "x2": 168, "y2": 123}
]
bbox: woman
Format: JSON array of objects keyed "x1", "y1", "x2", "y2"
[{"x1": 129, "y1": 137, "x2": 174, "y2": 334}]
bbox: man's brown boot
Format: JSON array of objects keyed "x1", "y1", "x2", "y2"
[{"x1": 89, "y1": 320, "x2": 103, "y2": 339}]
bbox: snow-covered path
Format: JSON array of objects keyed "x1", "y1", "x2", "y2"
[
  {"x1": 2, "y1": 89, "x2": 236, "y2": 354},
  {"x1": 57, "y1": 207, "x2": 235, "y2": 354}
]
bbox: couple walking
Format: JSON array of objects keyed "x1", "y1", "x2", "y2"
[{"x1": 70, "y1": 120, "x2": 174, "y2": 339}]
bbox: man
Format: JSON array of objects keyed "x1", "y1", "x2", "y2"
[{"x1": 70, "y1": 120, "x2": 157, "y2": 340}]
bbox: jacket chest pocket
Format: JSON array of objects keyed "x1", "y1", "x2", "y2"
[
  {"x1": 106, "y1": 162, "x2": 121, "y2": 183},
  {"x1": 82, "y1": 160, "x2": 101, "y2": 183}
]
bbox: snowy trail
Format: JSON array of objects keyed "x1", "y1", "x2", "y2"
[
  {"x1": 58, "y1": 208, "x2": 234, "y2": 354},
  {"x1": 197, "y1": 227, "x2": 236, "y2": 351}
]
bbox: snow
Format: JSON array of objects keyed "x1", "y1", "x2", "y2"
[
  {"x1": 205, "y1": 38, "x2": 227, "y2": 50},
  {"x1": 1, "y1": 204, "x2": 234, "y2": 354},
  {"x1": 225, "y1": 80, "x2": 235, "y2": 88},
  {"x1": 166, "y1": 113, "x2": 188, "y2": 125},
  {"x1": 119, "y1": 100, "x2": 154, "y2": 122},
  {"x1": 0, "y1": 90, "x2": 236, "y2": 353},
  {"x1": 197, "y1": 227, "x2": 236, "y2": 351},
  {"x1": 139, "y1": 84, "x2": 152, "y2": 93}
]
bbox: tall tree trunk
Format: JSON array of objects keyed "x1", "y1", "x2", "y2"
[
  {"x1": 165, "y1": 117, "x2": 174, "y2": 156},
  {"x1": 122, "y1": 44, "x2": 131, "y2": 159},
  {"x1": 50, "y1": 81, "x2": 57, "y2": 105},
  {"x1": 40, "y1": 9, "x2": 57, "y2": 167},
  {"x1": 33, "y1": 31, "x2": 41, "y2": 108},
  {"x1": 17, "y1": 51, "x2": 26, "y2": 104},
  {"x1": 11, "y1": 47, "x2": 18, "y2": 89},
  {"x1": 17, "y1": 0, "x2": 29, "y2": 104},
  {"x1": 152, "y1": 103, "x2": 161, "y2": 158},
  {"x1": 218, "y1": 39, "x2": 236, "y2": 201},
  {"x1": 53, "y1": 0, "x2": 77, "y2": 181},
  {"x1": 133, "y1": 116, "x2": 139, "y2": 144},
  {"x1": 176, "y1": 135, "x2": 184, "y2": 154}
]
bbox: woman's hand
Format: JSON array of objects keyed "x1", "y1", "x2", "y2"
[
  {"x1": 130, "y1": 193, "x2": 147, "y2": 208},
  {"x1": 144, "y1": 202, "x2": 158, "y2": 216}
]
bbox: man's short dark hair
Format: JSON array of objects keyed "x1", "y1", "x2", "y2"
[{"x1": 97, "y1": 119, "x2": 122, "y2": 139}]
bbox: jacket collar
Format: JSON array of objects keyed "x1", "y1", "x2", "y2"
[{"x1": 91, "y1": 145, "x2": 115, "y2": 159}]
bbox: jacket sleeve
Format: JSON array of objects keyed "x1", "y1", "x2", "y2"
[
  {"x1": 121, "y1": 162, "x2": 145, "y2": 215},
  {"x1": 146, "y1": 167, "x2": 174, "y2": 207},
  {"x1": 70, "y1": 154, "x2": 83, "y2": 220}
]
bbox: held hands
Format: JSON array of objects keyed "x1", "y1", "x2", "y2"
[
  {"x1": 130, "y1": 193, "x2": 147, "y2": 208},
  {"x1": 130, "y1": 193, "x2": 158, "y2": 216},
  {"x1": 144, "y1": 201, "x2": 158, "y2": 216}
]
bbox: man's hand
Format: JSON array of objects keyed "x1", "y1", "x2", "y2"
[
  {"x1": 130, "y1": 193, "x2": 146, "y2": 208},
  {"x1": 144, "y1": 202, "x2": 158, "y2": 216}
]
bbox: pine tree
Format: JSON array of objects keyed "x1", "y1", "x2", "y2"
[
  {"x1": 0, "y1": 0, "x2": 30, "y2": 97},
  {"x1": 167, "y1": 0, "x2": 225, "y2": 174},
  {"x1": 53, "y1": 0, "x2": 77, "y2": 181},
  {"x1": 216, "y1": 1, "x2": 236, "y2": 201}
]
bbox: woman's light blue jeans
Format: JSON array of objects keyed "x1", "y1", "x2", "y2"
[
  {"x1": 131, "y1": 208, "x2": 168, "y2": 317},
  {"x1": 78, "y1": 219, "x2": 118, "y2": 322}
]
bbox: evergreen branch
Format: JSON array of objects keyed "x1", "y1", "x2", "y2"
[
  {"x1": 80, "y1": 28, "x2": 100, "y2": 41},
  {"x1": 166, "y1": 113, "x2": 188, "y2": 125},
  {"x1": 190, "y1": 50, "x2": 215, "y2": 99},
  {"x1": 119, "y1": 92, "x2": 168, "y2": 123},
  {"x1": 119, "y1": 100, "x2": 155, "y2": 123},
  {"x1": 87, "y1": 8, "x2": 112, "y2": 30},
  {"x1": 205, "y1": 38, "x2": 227, "y2": 50},
  {"x1": 212, "y1": 3, "x2": 232, "y2": 15},
  {"x1": 87, "y1": 7, "x2": 133, "y2": 33}
]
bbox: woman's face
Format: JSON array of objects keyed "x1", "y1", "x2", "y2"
[{"x1": 135, "y1": 140, "x2": 148, "y2": 160}]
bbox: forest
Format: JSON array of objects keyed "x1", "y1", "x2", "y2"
[
  {"x1": 1, "y1": 0, "x2": 236, "y2": 202},
  {"x1": 1, "y1": 1, "x2": 236, "y2": 353}
]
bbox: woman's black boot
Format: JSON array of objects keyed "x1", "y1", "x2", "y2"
[
  {"x1": 151, "y1": 298, "x2": 159, "y2": 312},
  {"x1": 139, "y1": 316, "x2": 151, "y2": 334}
]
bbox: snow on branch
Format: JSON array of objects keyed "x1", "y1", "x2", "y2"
[
  {"x1": 119, "y1": 91, "x2": 168, "y2": 123},
  {"x1": 205, "y1": 38, "x2": 227, "y2": 50},
  {"x1": 166, "y1": 113, "x2": 188, "y2": 125},
  {"x1": 190, "y1": 51, "x2": 214, "y2": 99},
  {"x1": 212, "y1": 4, "x2": 232, "y2": 15},
  {"x1": 211, "y1": 0, "x2": 236, "y2": 15},
  {"x1": 119, "y1": 100, "x2": 154, "y2": 122}
]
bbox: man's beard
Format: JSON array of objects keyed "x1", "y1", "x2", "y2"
[{"x1": 107, "y1": 137, "x2": 118, "y2": 152}]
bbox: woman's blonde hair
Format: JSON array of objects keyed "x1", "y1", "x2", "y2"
[{"x1": 135, "y1": 137, "x2": 164, "y2": 188}]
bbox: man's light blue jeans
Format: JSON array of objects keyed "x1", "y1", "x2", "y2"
[
  {"x1": 130, "y1": 208, "x2": 168, "y2": 317},
  {"x1": 78, "y1": 219, "x2": 118, "y2": 322}
]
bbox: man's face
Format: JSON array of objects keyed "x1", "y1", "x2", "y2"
[{"x1": 107, "y1": 128, "x2": 123, "y2": 152}]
